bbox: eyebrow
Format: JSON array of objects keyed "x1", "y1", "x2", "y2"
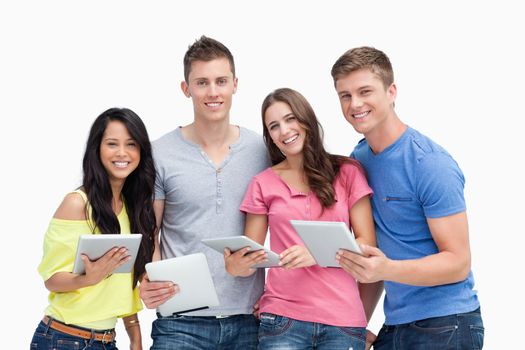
[
  {"x1": 266, "y1": 112, "x2": 294, "y2": 127},
  {"x1": 192, "y1": 75, "x2": 231, "y2": 82}
]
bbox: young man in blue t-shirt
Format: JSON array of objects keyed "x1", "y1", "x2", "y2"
[{"x1": 331, "y1": 47, "x2": 484, "y2": 349}]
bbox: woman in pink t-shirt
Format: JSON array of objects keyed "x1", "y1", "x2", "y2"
[{"x1": 224, "y1": 88, "x2": 382, "y2": 350}]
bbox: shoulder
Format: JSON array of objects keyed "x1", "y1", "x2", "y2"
[
  {"x1": 53, "y1": 191, "x2": 87, "y2": 220},
  {"x1": 407, "y1": 129, "x2": 461, "y2": 171},
  {"x1": 239, "y1": 127, "x2": 264, "y2": 146},
  {"x1": 252, "y1": 167, "x2": 274, "y2": 182},
  {"x1": 351, "y1": 137, "x2": 369, "y2": 159},
  {"x1": 152, "y1": 129, "x2": 180, "y2": 150}
]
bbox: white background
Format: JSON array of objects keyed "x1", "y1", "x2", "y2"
[{"x1": 1, "y1": 1, "x2": 523, "y2": 349}]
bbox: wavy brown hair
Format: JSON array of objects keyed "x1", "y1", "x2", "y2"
[{"x1": 261, "y1": 88, "x2": 361, "y2": 208}]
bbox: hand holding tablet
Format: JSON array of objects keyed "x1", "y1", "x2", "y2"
[
  {"x1": 290, "y1": 220, "x2": 363, "y2": 267},
  {"x1": 201, "y1": 236, "x2": 280, "y2": 268},
  {"x1": 145, "y1": 253, "x2": 220, "y2": 316},
  {"x1": 72, "y1": 234, "x2": 142, "y2": 274}
]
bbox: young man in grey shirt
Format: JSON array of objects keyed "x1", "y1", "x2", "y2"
[{"x1": 139, "y1": 36, "x2": 268, "y2": 349}]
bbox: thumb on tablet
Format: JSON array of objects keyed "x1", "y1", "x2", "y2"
[{"x1": 359, "y1": 244, "x2": 384, "y2": 258}]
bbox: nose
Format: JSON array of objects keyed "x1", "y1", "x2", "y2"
[
  {"x1": 116, "y1": 145, "x2": 126, "y2": 157},
  {"x1": 350, "y1": 96, "x2": 363, "y2": 109},
  {"x1": 280, "y1": 122, "x2": 290, "y2": 135},
  {"x1": 208, "y1": 82, "x2": 218, "y2": 97}
]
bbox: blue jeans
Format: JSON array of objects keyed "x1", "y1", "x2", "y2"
[
  {"x1": 30, "y1": 320, "x2": 118, "y2": 350},
  {"x1": 373, "y1": 307, "x2": 484, "y2": 350},
  {"x1": 258, "y1": 313, "x2": 366, "y2": 350},
  {"x1": 151, "y1": 313, "x2": 258, "y2": 349}
]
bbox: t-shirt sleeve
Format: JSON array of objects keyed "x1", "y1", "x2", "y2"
[
  {"x1": 416, "y1": 153, "x2": 466, "y2": 218},
  {"x1": 343, "y1": 162, "x2": 373, "y2": 209},
  {"x1": 37, "y1": 219, "x2": 86, "y2": 281},
  {"x1": 239, "y1": 176, "x2": 268, "y2": 215},
  {"x1": 153, "y1": 157, "x2": 166, "y2": 200}
]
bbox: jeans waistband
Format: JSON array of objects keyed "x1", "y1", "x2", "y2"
[
  {"x1": 157, "y1": 312, "x2": 248, "y2": 320},
  {"x1": 42, "y1": 316, "x2": 116, "y2": 343}
]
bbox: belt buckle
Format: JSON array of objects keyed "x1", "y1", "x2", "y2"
[
  {"x1": 101, "y1": 330, "x2": 113, "y2": 344},
  {"x1": 215, "y1": 315, "x2": 230, "y2": 319}
]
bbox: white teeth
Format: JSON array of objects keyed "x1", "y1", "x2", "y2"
[
  {"x1": 353, "y1": 111, "x2": 369, "y2": 119},
  {"x1": 206, "y1": 102, "x2": 221, "y2": 107},
  {"x1": 283, "y1": 135, "x2": 298, "y2": 144},
  {"x1": 114, "y1": 162, "x2": 129, "y2": 168}
]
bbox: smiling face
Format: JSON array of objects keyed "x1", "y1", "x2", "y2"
[
  {"x1": 335, "y1": 68, "x2": 397, "y2": 138},
  {"x1": 264, "y1": 101, "x2": 306, "y2": 159},
  {"x1": 181, "y1": 57, "x2": 238, "y2": 124},
  {"x1": 99, "y1": 120, "x2": 140, "y2": 186}
]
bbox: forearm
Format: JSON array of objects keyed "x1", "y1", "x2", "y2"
[
  {"x1": 44, "y1": 272, "x2": 96, "y2": 292},
  {"x1": 123, "y1": 314, "x2": 142, "y2": 350},
  {"x1": 386, "y1": 251, "x2": 470, "y2": 286},
  {"x1": 358, "y1": 281, "x2": 383, "y2": 322}
]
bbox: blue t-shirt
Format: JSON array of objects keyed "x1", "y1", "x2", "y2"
[{"x1": 352, "y1": 127, "x2": 480, "y2": 325}]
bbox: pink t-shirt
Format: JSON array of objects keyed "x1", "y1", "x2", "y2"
[{"x1": 240, "y1": 162, "x2": 373, "y2": 327}]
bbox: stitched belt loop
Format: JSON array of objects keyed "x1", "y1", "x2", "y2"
[{"x1": 42, "y1": 315, "x2": 52, "y2": 335}]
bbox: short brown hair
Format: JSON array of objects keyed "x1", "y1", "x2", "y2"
[
  {"x1": 331, "y1": 46, "x2": 394, "y2": 89},
  {"x1": 183, "y1": 35, "x2": 235, "y2": 82}
]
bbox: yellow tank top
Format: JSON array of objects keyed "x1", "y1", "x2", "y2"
[{"x1": 38, "y1": 190, "x2": 142, "y2": 329}]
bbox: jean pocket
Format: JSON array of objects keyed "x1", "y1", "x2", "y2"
[
  {"x1": 336, "y1": 326, "x2": 367, "y2": 343},
  {"x1": 55, "y1": 337, "x2": 84, "y2": 350},
  {"x1": 470, "y1": 325, "x2": 484, "y2": 349},
  {"x1": 259, "y1": 313, "x2": 293, "y2": 338},
  {"x1": 409, "y1": 321, "x2": 458, "y2": 346}
]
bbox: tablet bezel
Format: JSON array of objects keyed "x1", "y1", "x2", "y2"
[
  {"x1": 201, "y1": 236, "x2": 280, "y2": 268},
  {"x1": 290, "y1": 220, "x2": 363, "y2": 268},
  {"x1": 72, "y1": 234, "x2": 142, "y2": 274}
]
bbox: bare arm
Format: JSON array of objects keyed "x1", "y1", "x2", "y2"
[
  {"x1": 123, "y1": 314, "x2": 142, "y2": 350},
  {"x1": 386, "y1": 211, "x2": 471, "y2": 285},
  {"x1": 44, "y1": 193, "x2": 130, "y2": 292},
  {"x1": 338, "y1": 211, "x2": 471, "y2": 286},
  {"x1": 339, "y1": 196, "x2": 383, "y2": 320},
  {"x1": 139, "y1": 199, "x2": 178, "y2": 308},
  {"x1": 152, "y1": 199, "x2": 165, "y2": 262}
]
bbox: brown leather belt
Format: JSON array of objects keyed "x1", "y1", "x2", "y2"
[{"x1": 43, "y1": 316, "x2": 116, "y2": 343}]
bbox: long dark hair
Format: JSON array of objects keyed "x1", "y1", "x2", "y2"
[
  {"x1": 261, "y1": 88, "x2": 360, "y2": 208},
  {"x1": 82, "y1": 107, "x2": 156, "y2": 287}
]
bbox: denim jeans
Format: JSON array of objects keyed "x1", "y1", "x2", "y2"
[
  {"x1": 30, "y1": 320, "x2": 118, "y2": 350},
  {"x1": 151, "y1": 313, "x2": 258, "y2": 349},
  {"x1": 258, "y1": 313, "x2": 367, "y2": 350},
  {"x1": 373, "y1": 307, "x2": 484, "y2": 350}
]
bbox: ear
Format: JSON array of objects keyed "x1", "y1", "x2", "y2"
[
  {"x1": 387, "y1": 83, "x2": 397, "y2": 104},
  {"x1": 232, "y1": 77, "x2": 238, "y2": 94},
  {"x1": 181, "y1": 81, "x2": 191, "y2": 98}
]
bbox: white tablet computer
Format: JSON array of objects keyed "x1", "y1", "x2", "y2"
[
  {"x1": 201, "y1": 236, "x2": 280, "y2": 268},
  {"x1": 72, "y1": 234, "x2": 142, "y2": 274},
  {"x1": 145, "y1": 253, "x2": 220, "y2": 316},
  {"x1": 290, "y1": 220, "x2": 362, "y2": 267}
]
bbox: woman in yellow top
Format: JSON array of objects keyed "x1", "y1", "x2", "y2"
[{"x1": 30, "y1": 108, "x2": 157, "y2": 350}]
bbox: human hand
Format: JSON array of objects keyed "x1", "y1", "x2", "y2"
[
  {"x1": 139, "y1": 273, "x2": 179, "y2": 309},
  {"x1": 365, "y1": 329, "x2": 377, "y2": 350},
  {"x1": 279, "y1": 245, "x2": 316, "y2": 269},
  {"x1": 81, "y1": 246, "x2": 130, "y2": 285},
  {"x1": 252, "y1": 298, "x2": 261, "y2": 318},
  {"x1": 336, "y1": 244, "x2": 389, "y2": 283},
  {"x1": 224, "y1": 247, "x2": 267, "y2": 277}
]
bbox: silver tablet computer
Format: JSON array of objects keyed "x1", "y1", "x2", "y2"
[
  {"x1": 290, "y1": 220, "x2": 362, "y2": 267},
  {"x1": 72, "y1": 234, "x2": 142, "y2": 274},
  {"x1": 201, "y1": 236, "x2": 280, "y2": 268},
  {"x1": 145, "y1": 253, "x2": 220, "y2": 316}
]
